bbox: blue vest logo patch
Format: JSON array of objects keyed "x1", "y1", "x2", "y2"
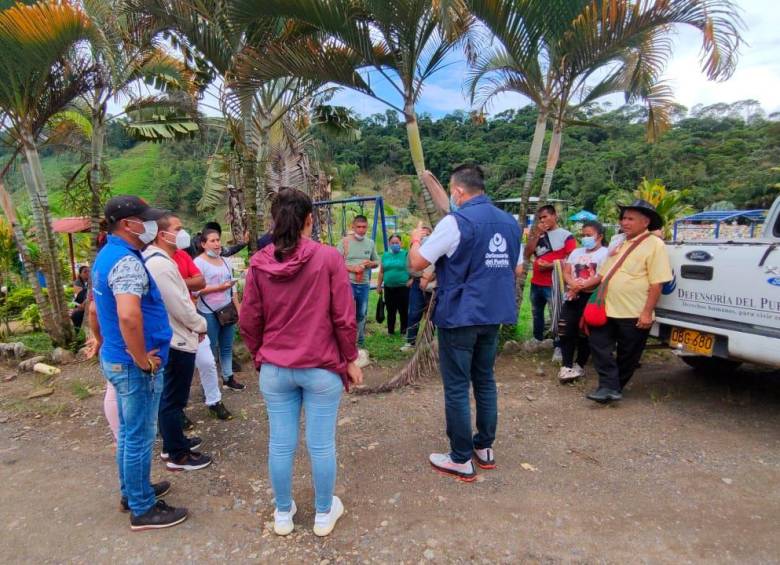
[
  {"x1": 485, "y1": 233, "x2": 510, "y2": 268},
  {"x1": 489, "y1": 233, "x2": 507, "y2": 253}
]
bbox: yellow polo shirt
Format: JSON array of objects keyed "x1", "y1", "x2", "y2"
[{"x1": 598, "y1": 233, "x2": 672, "y2": 319}]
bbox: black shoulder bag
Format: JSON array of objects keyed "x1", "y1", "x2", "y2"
[{"x1": 200, "y1": 259, "x2": 239, "y2": 326}]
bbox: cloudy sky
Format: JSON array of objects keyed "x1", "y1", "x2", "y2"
[{"x1": 329, "y1": 0, "x2": 780, "y2": 118}]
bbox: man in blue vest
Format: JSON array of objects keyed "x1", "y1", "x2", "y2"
[
  {"x1": 409, "y1": 165, "x2": 522, "y2": 481},
  {"x1": 91, "y1": 195, "x2": 187, "y2": 530}
]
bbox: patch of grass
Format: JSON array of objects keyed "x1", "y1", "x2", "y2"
[
  {"x1": 107, "y1": 143, "x2": 162, "y2": 202},
  {"x1": 71, "y1": 380, "x2": 93, "y2": 401},
  {"x1": 17, "y1": 331, "x2": 54, "y2": 354},
  {"x1": 362, "y1": 281, "x2": 533, "y2": 361},
  {"x1": 364, "y1": 290, "x2": 407, "y2": 362}
]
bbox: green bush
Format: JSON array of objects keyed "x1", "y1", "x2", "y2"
[
  {"x1": 21, "y1": 303, "x2": 42, "y2": 331},
  {"x1": 3, "y1": 287, "x2": 35, "y2": 317}
]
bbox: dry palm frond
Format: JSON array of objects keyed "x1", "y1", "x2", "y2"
[{"x1": 359, "y1": 296, "x2": 438, "y2": 394}]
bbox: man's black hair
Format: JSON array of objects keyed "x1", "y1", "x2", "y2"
[
  {"x1": 450, "y1": 164, "x2": 485, "y2": 194},
  {"x1": 353, "y1": 215, "x2": 368, "y2": 224},
  {"x1": 537, "y1": 204, "x2": 557, "y2": 216}
]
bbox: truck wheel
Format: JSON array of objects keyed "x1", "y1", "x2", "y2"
[{"x1": 680, "y1": 356, "x2": 742, "y2": 374}]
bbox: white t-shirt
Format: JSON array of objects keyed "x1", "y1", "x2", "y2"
[
  {"x1": 419, "y1": 214, "x2": 523, "y2": 267},
  {"x1": 566, "y1": 246, "x2": 609, "y2": 281}
]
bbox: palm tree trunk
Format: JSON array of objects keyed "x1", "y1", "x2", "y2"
[
  {"x1": 511, "y1": 107, "x2": 549, "y2": 325},
  {"x1": 242, "y1": 148, "x2": 259, "y2": 253},
  {"x1": 0, "y1": 175, "x2": 50, "y2": 329},
  {"x1": 404, "y1": 104, "x2": 442, "y2": 227},
  {"x1": 517, "y1": 108, "x2": 548, "y2": 232},
  {"x1": 89, "y1": 99, "x2": 107, "y2": 258},
  {"x1": 20, "y1": 130, "x2": 73, "y2": 345},
  {"x1": 537, "y1": 116, "x2": 563, "y2": 205}
]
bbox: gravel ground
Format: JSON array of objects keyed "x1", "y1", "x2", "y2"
[{"x1": 0, "y1": 348, "x2": 779, "y2": 564}]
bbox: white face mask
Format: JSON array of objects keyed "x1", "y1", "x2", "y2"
[
  {"x1": 206, "y1": 248, "x2": 220, "y2": 258},
  {"x1": 161, "y1": 229, "x2": 191, "y2": 250},
  {"x1": 175, "y1": 229, "x2": 191, "y2": 250},
  {"x1": 353, "y1": 233, "x2": 365, "y2": 241},
  {"x1": 128, "y1": 219, "x2": 158, "y2": 244}
]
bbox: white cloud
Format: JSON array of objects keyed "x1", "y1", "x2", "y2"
[{"x1": 661, "y1": 0, "x2": 780, "y2": 114}]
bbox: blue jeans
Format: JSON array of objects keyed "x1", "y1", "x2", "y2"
[
  {"x1": 202, "y1": 312, "x2": 235, "y2": 380},
  {"x1": 351, "y1": 283, "x2": 369, "y2": 346},
  {"x1": 259, "y1": 364, "x2": 343, "y2": 514},
  {"x1": 100, "y1": 359, "x2": 163, "y2": 516},
  {"x1": 531, "y1": 283, "x2": 557, "y2": 344},
  {"x1": 437, "y1": 325, "x2": 499, "y2": 464}
]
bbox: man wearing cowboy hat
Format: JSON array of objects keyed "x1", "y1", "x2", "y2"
[{"x1": 586, "y1": 199, "x2": 672, "y2": 403}]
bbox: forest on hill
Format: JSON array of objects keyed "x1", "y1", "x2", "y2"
[{"x1": 2, "y1": 100, "x2": 778, "y2": 222}]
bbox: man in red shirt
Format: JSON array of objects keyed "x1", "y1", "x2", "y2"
[
  {"x1": 524, "y1": 205, "x2": 576, "y2": 360},
  {"x1": 173, "y1": 249, "x2": 233, "y2": 420}
]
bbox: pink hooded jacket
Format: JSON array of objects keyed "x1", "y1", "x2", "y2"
[{"x1": 239, "y1": 238, "x2": 358, "y2": 388}]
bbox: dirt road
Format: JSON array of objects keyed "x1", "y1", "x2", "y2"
[{"x1": 1, "y1": 350, "x2": 779, "y2": 563}]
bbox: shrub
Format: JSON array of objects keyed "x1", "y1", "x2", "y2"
[
  {"x1": 3, "y1": 287, "x2": 35, "y2": 317},
  {"x1": 21, "y1": 303, "x2": 42, "y2": 331}
]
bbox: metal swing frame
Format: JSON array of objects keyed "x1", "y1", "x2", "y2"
[{"x1": 312, "y1": 195, "x2": 389, "y2": 250}]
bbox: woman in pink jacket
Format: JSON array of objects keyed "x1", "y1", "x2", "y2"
[{"x1": 240, "y1": 188, "x2": 363, "y2": 538}]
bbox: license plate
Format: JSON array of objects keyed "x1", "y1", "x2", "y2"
[{"x1": 669, "y1": 327, "x2": 715, "y2": 356}]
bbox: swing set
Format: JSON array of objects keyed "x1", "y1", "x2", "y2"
[{"x1": 313, "y1": 195, "x2": 390, "y2": 251}]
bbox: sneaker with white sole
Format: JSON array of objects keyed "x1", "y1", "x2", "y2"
[
  {"x1": 313, "y1": 496, "x2": 344, "y2": 537},
  {"x1": 429, "y1": 453, "x2": 476, "y2": 482},
  {"x1": 273, "y1": 500, "x2": 297, "y2": 536},
  {"x1": 558, "y1": 366, "x2": 578, "y2": 383},
  {"x1": 400, "y1": 343, "x2": 414, "y2": 352},
  {"x1": 473, "y1": 447, "x2": 496, "y2": 469},
  {"x1": 551, "y1": 347, "x2": 563, "y2": 363},
  {"x1": 160, "y1": 437, "x2": 202, "y2": 461},
  {"x1": 165, "y1": 451, "x2": 212, "y2": 471},
  {"x1": 573, "y1": 363, "x2": 586, "y2": 378}
]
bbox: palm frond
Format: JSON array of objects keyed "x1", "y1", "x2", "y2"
[
  {"x1": 0, "y1": 1, "x2": 98, "y2": 124},
  {"x1": 197, "y1": 153, "x2": 229, "y2": 213},
  {"x1": 123, "y1": 94, "x2": 200, "y2": 142}
]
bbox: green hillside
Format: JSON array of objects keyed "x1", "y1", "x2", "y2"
[{"x1": 2, "y1": 101, "x2": 778, "y2": 227}]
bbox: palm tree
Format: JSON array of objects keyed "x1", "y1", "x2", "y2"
[
  {"x1": 468, "y1": 0, "x2": 743, "y2": 322},
  {"x1": 0, "y1": 1, "x2": 100, "y2": 345},
  {"x1": 470, "y1": 0, "x2": 743, "y2": 211},
  {"x1": 230, "y1": 0, "x2": 473, "y2": 226},
  {"x1": 634, "y1": 177, "x2": 693, "y2": 239},
  {"x1": 130, "y1": 0, "x2": 341, "y2": 247},
  {"x1": 75, "y1": 0, "x2": 200, "y2": 256}
]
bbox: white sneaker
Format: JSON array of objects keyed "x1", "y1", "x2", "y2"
[
  {"x1": 573, "y1": 363, "x2": 586, "y2": 378},
  {"x1": 558, "y1": 366, "x2": 577, "y2": 383},
  {"x1": 313, "y1": 496, "x2": 344, "y2": 537},
  {"x1": 429, "y1": 453, "x2": 477, "y2": 482},
  {"x1": 400, "y1": 343, "x2": 414, "y2": 352},
  {"x1": 551, "y1": 347, "x2": 563, "y2": 363},
  {"x1": 273, "y1": 500, "x2": 297, "y2": 536}
]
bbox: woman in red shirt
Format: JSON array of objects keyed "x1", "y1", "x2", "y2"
[{"x1": 240, "y1": 188, "x2": 363, "y2": 538}]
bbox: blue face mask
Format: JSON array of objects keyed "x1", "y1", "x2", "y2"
[
  {"x1": 449, "y1": 194, "x2": 460, "y2": 213},
  {"x1": 581, "y1": 236, "x2": 596, "y2": 249},
  {"x1": 389, "y1": 243, "x2": 401, "y2": 253}
]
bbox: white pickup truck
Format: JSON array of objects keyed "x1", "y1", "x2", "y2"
[{"x1": 652, "y1": 197, "x2": 780, "y2": 371}]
